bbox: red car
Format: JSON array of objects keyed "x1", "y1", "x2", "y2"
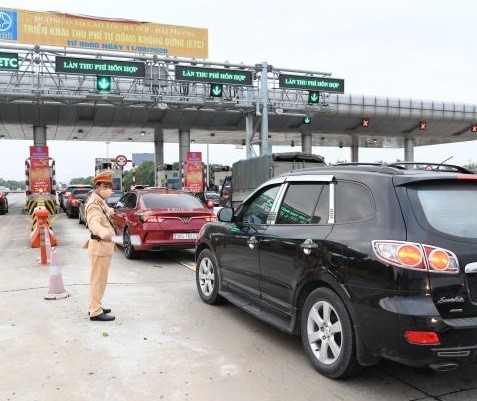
[{"x1": 113, "y1": 188, "x2": 217, "y2": 259}]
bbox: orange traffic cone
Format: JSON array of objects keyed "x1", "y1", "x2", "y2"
[{"x1": 44, "y1": 249, "x2": 70, "y2": 300}]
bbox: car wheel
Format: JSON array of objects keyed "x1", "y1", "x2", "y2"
[
  {"x1": 301, "y1": 287, "x2": 361, "y2": 379},
  {"x1": 78, "y1": 212, "x2": 83, "y2": 225},
  {"x1": 123, "y1": 227, "x2": 139, "y2": 259},
  {"x1": 0, "y1": 201, "x2": 5, "y2": 215},
  {"x1": 196, "y1": 249, "x2": 224, "y2": 305}
]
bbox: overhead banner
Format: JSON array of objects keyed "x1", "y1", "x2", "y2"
[
  {"x1": 186, "y1": 152, "x2": 203, "y2": 194},
  {"x1": 29, "y1": 146, "x2": 51, "y2": 194},
  {"x1": 0, "y1": 7, "x2": 208, "y2": 58}
]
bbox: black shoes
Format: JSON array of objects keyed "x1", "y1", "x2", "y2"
[
  {"x1": 90, "y1": 312, "x2": 115, "y2": 321},
  {"x1": 88, "y1": 308, "x2": 111, "y2": 316}
]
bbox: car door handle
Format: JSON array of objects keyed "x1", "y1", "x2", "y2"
[
  {"x1": 247, "y1": 236, "x2": 259, "y2": 249},
  {"x1": 300, "y1": 239, "x2": 319, "y2": 255}
]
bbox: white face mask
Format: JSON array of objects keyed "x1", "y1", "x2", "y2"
[{"x1": 98, "y1": 188, "x2": 112, "y2": 199}]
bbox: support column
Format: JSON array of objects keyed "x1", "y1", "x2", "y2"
[
  {"x1": 259, "y1": 63, "x2": 270, "y2": 156},
  {"x1": 33, "y1": 126, "x2": 47, "y2": 146},
  {"x1": 245, "y1": 114, "x2": 254, "y2": 159},
  {"x1": 404, "y1": 137, "x2": 414, "y2": 162},
  {"x1": 351, "y1": 134, "x2": 359, "y2": 162},
  {"x1": 154, "y1": 128, "x2": 164, "y2": 187},
  {"x1": 178, "y1": 129, "x2": 190, "y2": 166},
  {"x1": 301, "y1": 132, "x2": 312, "y2": 154}
]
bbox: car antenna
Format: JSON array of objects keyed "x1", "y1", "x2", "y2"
[{"x1": 437, "y1": 156, "x2": 453, "y2": 167}]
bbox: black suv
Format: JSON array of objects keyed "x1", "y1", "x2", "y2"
[{"x1": 195, "y1": 163, "x2": 477, "y2": 378}]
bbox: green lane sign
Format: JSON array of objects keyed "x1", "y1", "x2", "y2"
[
  {"x1": 210, "y1": 84, "x2": 223, "y2": 97},
  {"x1": 308, "y1": 91, "x2": 320, "y2": 104},
  {"x1": 55, "y1": 56, "x2": 145, "y2": 78},
  {"x1": 279, "y1": 74, "x2": 345, "y2": 93},
  {"x1": 175, "y1": 65, "x2": 253, "y2": 86},
  {"x1": 303, "y1": 116, "x2": 312, "y2": 125},
  {"x1": 97, "y1": 76, "x2": 111, "y2": 92},
  {"x1": 0, "y1": 52, "x2": 18, "y2": 70}
]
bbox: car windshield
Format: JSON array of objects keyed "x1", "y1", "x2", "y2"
[
  {"x1": 413, "y1": 182, "x2": 477, "y2": 239},
  {"x1": 142, "y1": 193, "x2": 205, "y2": 209}
]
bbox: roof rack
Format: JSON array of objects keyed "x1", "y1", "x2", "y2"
[{"x1": 388, "y1": 162, "x2": 474, "y2": 174}]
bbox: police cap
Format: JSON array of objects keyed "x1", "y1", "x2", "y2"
[{"x1": 91, "y1": 170, "x2": 114, "y2": 185}]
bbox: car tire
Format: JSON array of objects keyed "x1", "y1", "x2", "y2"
[
  {"x1": 196, "y1": 249, "x2": 224, "y2": 305},
  {"x1": 301, "y1": 287, "x2": 361, "y2": 379},
  {"x1": 0, "y1": 202, "x2": 5, "y2": 215},
  {"x1": 123, "y1": 227, "x2": 139, "y2": 259}
]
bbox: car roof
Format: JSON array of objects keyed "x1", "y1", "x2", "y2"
[
  {"x1": 274, "y1": 163, "x2": 477, "y2": 187},
  {"x1": 132, "y1": 187, "x2": 192, "y2": 195}
]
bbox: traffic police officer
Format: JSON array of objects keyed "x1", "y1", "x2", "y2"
[{"x1": 84, "y1": 170, "x2": 116, "y2": 321}]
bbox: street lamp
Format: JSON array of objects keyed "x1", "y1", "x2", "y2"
[{"x1": 207, "y1": 133, "x2": 215, "y2": 189}]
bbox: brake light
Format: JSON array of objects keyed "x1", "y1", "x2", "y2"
[
  {"x1": 405, "y1": 331, "x2": 440, "y2": 345},
  {"x1": 71, "y1": 199, "x2": 79, "y2": 206},
  {"x1": 205, "y1": 216, "x2": 217, "y2": 222},
  {"x1": 372, "y1": 240, "x2": 459, "y2": 273}
]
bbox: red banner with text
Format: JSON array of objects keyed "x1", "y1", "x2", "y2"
[
  {"x1": 186, "y1": 151, "x2": 203, "y2": 194},
  {"x1": 29, "y1": 146, "x2": 51, "y2": 194}
]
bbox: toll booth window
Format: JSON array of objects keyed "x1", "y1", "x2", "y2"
[
  {"x1": 239, "y1": 185, "x2": 280, "y2": 225},
  {"x1": 276, "y1": 183, "x2": 323, "y2": 225}
]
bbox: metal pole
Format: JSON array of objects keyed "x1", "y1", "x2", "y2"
[
  {"x1": 260, "y1": 63, "x2": 270, "y2": 156},
  {"x1": 206, "y1": 142, "x2": 210, "y2": 190}
]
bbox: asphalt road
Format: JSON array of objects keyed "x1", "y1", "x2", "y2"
[{"x1": 1, "y1": 193, "x2": 477, "y2": 401}]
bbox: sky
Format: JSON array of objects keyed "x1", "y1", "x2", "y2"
[{"x1": 1, "y1": 0, "x2": 477, "y2": 182}]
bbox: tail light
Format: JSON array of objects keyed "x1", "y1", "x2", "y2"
[
  {"x1": 138, "y1": 213, "x2": 165, "y2": 223},
  {"x1": 205, "y1": 216, "x2": 217, "y2": 222},
  {"x1": 71, "y1": 199, "x2": 79, "y2": 206},
  {"x1": 405, "y1": 330, "x2": 440, "y2": 345},
  {"x1": 372, "y1": 240, "x2": 459, "y2": 274}
]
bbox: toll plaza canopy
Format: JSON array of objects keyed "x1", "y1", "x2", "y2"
[{"x1": 0, "y1": 42, "x2": 476, "y2": 162}]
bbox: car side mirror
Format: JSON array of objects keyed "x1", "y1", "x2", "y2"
[{"x1": 217, "y1": 207, "x2": 233, "y2": 222}]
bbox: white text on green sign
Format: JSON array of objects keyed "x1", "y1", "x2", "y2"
[
  {"x1": 0, "y1": 52, "x2": 18, "y2": 70},
  {"x1": 279, "y1": 74, "x2": 345, "y2": 93},
  {"x1": 55, "y1": 56, "x2": 145, "y2": 78},
  {"x1": 175, "y1": 65, "x2": 253, "y2": 86}
]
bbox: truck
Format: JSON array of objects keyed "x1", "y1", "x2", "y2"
[{"x1": 220, "y1": 152, "x2": 326, "y2": 209}]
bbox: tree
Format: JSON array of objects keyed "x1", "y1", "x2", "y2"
[{"x1": 123, "y1": 161, "x2": 155, "y2": 189}]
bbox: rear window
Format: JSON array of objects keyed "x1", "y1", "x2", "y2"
[
  {"x1": 142, "y1": 193, "x2": 205, "y2": 209},
  {"x1": 411, "y1": 182, "x2": 477, "y2": 239}
]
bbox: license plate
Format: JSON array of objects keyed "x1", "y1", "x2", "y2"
[{"x1": 173, "y1": 233, "x2": 198, "y2": 240}]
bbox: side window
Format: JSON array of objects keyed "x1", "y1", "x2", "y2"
[
  {"x1": 276, "y1": 183, "x2": 323, "y2": 224},
  {"x1": 238, "y1": 185, "x2": 280, "y2": 225},
  {"x1": 115, "y1": 194, "x2": 128, "y2": 208},
  {"x1": 335, "y1": 181, "x2": 374, "y2": 223},
  {"x1": 312, "y1": 184, "x2": 330, "y2": 225},
  {"x1": 123, "y1": 193, "x2": 137, "y2": 209}
]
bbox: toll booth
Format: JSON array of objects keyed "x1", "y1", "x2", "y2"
[{"x1": 95, "y1": 158, "x2": 123, "y2": 190}]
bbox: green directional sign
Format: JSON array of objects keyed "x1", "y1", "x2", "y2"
[
  {"x1": 0, "y1": 52, "x2": 18, "y2": 70},
  {"x1": 97, "y1": 76, "x2": 111, "y2": 92},
  {"x1": 56, "y1": 56, "x2": 145, "y2": 78},
  {"x1": 303, "y1": 116, "x2": 312, "y2": 125},
  {"x1": 308, "y1": 91, "x2": 320, "y2": 104},
  {"x1": 279, "y1": 74, "x2": 345, "y2": 93},
  {"x1": 175, "y1": 65, "x2": 253, "y2": 86},
  {"x1": 210, "y1": 84, "x2": 223, "y2": 97}
]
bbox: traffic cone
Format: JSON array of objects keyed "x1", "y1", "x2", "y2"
[{"x1": 44, "y1": 249, "x2": 70, "y2": 300}]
